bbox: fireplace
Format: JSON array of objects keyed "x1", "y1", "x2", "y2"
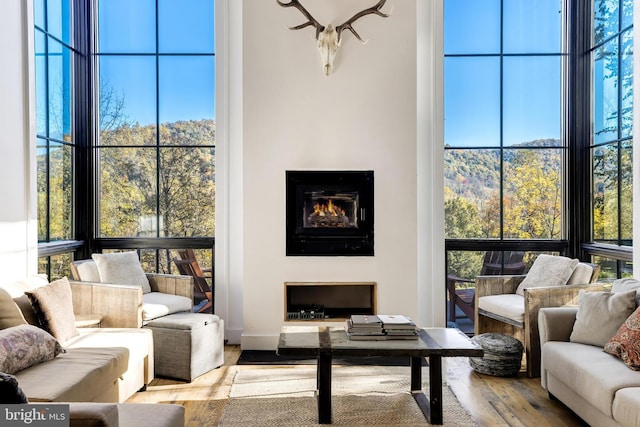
[{"x1": 286, "y1": 170, "x2": 374, "y2": 256}]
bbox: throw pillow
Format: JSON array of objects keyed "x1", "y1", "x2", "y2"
[
  {"x1": 92, "y1": 252, "x2": 151, "y2": 294},
  {"x1": 570, "y1": 290, "x2": 637, "y2": 347},
  {"x1": 25, "y1": 277, "x2": 79, "y2": 343},
  {"x1": 0, "y1": 288, "x2": 27, "y2": 330},
  {"x1": 611, "y1": 278, "x2": 640, "y2": 306},
  {"x1": 604, "y1": 306, "x2": 640, "y2": 370},
  {"x1": 0, "y1": 324, "x2": 64, "y2": 375},
  {"x1": 0, "y1": 372, "x2": 29, "y2": 403},
  {"x1": 515, "y1": 254, "x2": 579, "y2": 296}
]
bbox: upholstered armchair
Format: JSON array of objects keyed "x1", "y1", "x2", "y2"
[
  {"x1": 474, "y1": 254, "x2": 604, "y2": 378},
  {"x1": 69, "y1": 252, "x2": 194, "y2": 328}
]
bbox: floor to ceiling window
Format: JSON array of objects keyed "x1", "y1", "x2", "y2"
[
  {"x1": 35, "y1": 0, "x2": 217, "y2": 279},
  {"x1": 94, "y1": 0, "x2": 216, "y2": 272},
  {"x1": 443, "y1": 0, "x2": 634, "y2": 330},
  {"x1": 34, "y1": 0, "x2": 81, "y2": 277},
  {"x1": 588, "y1": 0, "x2": 633, "y2": 278},
  {"x1": 444, "y1": 0, "x2": 567, "y2": 311}
]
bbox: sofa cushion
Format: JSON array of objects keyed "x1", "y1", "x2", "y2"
[
  {"x1": 515, "y1": 254, "x2": 579, "y2": 296},
  {"x1": 477, "y1": 294, "x2": 525, "y2": 324},
  {"x1": 0, "y1": 372, "x2": 29, "y2": 403},
  {"x1": 25, "y1": 277, "x2": 79, "y2": 343},
  {"x1": 0, "y1": 287, "x2": 27, "y2": 329},
  {"x1": 64, "y1": 328, "x2": 154, "y2": 402},
  {"x1": 611, "y1": 277, "x2": 640, "y2": 306},
  {"x1": 0, "y1": 275, "x2": 49, "y2": 326},
  {"x1": 570, "y1": 290, "x2": 636, "y2": 347},
  {"x1": 0, "y1": 275, "x2": 49, "y2": 297},
  {"x1": 92, "y1": 252, "x2": 151, "y2": 294},
  {"x1": 65, "y1": 328, "x2": 152, "y2": 372},
  {"x1": 142, "y1": 292, "x2": 192, "y2": 322},
  {"x1": 0, "y1": 325, "x2": 64, "y2": 375},
  {"x1": 68, "y1": 403, "x2": 119, "y2": 427},
  {"x1": 542, "y1": 341, "x2": 640, "y2": 417},
  {"x1": 117, "y1": 403, "x2": 186, "y2": 427},
  {"x1": 565, "y1": 263, "x2": 594, "y2": 285},
  {"x1": 604, "y1": 306, "x2": 640, "y2": 370},
  {"x1": 73, "y1": 260, "x2": 102, "y2": 282},
  {"x1": 15, "y1": 347, "x2": 129, "y2": 402},
  {"x1": 612, "y1": 387, "x2": 640, "y2": 427}
]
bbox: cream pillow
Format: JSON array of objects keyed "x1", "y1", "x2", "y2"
[
  {"x1": 74, "y1": 260, "x2": 101, "y2": 282},
  {"x1": 515, "y1": 254, "x2": 579, "y2": 296},
  {"x1": 92, "y1": 252, "x2": 151, "y2": 294},
  {"x1": 0, "y1": 288, "x2": 27, "y2": 329},
  {"x1": 611, "y1": 278, "x2": 640, "y2": 306},
  {"x1": 25, "y1": 277, "x2": 79, "y2": 343},
  {"x1": 569, "y1": 290, "x2": 637, "y2": 347}
]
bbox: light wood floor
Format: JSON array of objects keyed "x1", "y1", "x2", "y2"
[{"x1": 127, "y1": 344, "x2": 587, "y2": 426}]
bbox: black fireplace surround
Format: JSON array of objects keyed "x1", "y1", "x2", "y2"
[{"x1": 286, "y1": 170, "x2": 374, "y2": 256}]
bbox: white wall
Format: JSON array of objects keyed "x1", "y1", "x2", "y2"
[
  {"x1": 239, "y1": 0, "x2": 444, "y2": 349},
  {"x1": 0, "y1": 0, "x2": 37, "y2": 281}
]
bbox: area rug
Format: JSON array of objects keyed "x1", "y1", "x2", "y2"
[{"x1": 218, "y1": 366, "x2": 477, "y2": 426}]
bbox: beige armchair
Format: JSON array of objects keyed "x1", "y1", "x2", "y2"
[
  {"x1": 474, "y1": 256, "x2": 603, "y2": 378},
  {"x1": 69, "y1": 259, "x2": 193, "y2": 328}
]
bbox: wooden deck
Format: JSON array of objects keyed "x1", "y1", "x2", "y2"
[{"x1": 126, "y1": 344, "x2": 587, "y2": 426}]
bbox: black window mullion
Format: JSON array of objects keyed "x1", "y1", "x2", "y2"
[{"x1": 155, "y1": 0, "x2": 161, "y2": 244}]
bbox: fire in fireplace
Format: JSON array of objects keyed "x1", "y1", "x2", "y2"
[
  {"x1": 286, "y1": 170, "x2": 374, "y2": 256},
  {"x1": 305, "y1": 194, "x2": 357, "y2": 228}
]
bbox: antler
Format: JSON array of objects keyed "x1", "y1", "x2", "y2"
[
  {"x1": 276, "y1": 0, "x2": 325, "y2": 40},
  {"x1": 335, "y1": 0, "x2": 391, "y2": 43}
]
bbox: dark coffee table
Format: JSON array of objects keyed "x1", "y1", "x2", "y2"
[{"x1": 277, "y1": 325, "x2": 483, "y2": 424}]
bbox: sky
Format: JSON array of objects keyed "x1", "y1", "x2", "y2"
[
  {"x1": 444, "y1": 0, "x2": 563, "y2": 148},
  {"x1": 97, "y1": 0, "x2": 562, "y2": 141},
  {"x1": 97, "y1": 0, "x2": 216, "y2": 127}
]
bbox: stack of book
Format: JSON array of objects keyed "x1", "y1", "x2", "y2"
[
  {"x1": 344, "y1": 314, "x2": 386, "y2": 340},
  {"x1": 378, "y1": 314, "x2": 419, "y2": 340}
]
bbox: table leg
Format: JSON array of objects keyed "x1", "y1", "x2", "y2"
[
  {"x1": 317, "y1": 349, "x2": 332, "y2": 424},
  {"x1": 429, "y1": 355, "x2": 443, "y2": 425},
  {"x1": 410, "y1": 356, "x2": 422, "y2": 391}
]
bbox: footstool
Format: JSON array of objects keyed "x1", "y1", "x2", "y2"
[
  {"x1": 143, "y1": 312, "x2": 224, "y2": 381},
  {"x1": 469, "y1": 333, "x2": 523, "y2": 377}
]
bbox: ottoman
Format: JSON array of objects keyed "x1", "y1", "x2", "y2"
[
  {"x1": 143, "y1": 312, "x2": 224, "y2": 381},
  {"x1": 469, "y1": 333, "x2": 523, "y2": 377}
]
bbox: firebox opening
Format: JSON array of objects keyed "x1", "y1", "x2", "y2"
[{"x1": 286, "y1": 170, "x2": 374, "y2": 256}]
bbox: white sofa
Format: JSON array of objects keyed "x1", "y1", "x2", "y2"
[
  {"x1": 0, "y1": 276, "x2": 154, "y2": 402},
  {"x1": 539, "y1": 305, "x2": 640, "y2": 427}
]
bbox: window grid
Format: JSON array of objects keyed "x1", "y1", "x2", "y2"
[{"x1": 589, "y1": 0, "x2": 633, "y2": 253}]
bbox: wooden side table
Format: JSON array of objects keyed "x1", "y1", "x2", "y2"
[{"x1": 74, "y1": 313, "x2": 103, "y2": 328}]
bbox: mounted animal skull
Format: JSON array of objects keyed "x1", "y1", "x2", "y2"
[{"x1": 276, "y1": 0, "x2": 391, "y2": 76}]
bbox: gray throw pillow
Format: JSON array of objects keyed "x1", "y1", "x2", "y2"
[
  {"x1": 92, "y1": 252, "x2": 151, "y2": 294},
  {"x1": 515, "y1": 254, "x2": 579, "y2": 296},
  {"x1": 569, "y1": 290, "x2": 637, "y2": 347},
  {"x1": 0, "y1": 325, "x2": 64, "y2": 375}
]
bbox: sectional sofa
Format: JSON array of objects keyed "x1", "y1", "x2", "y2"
[
  {"x1": 538, "y1": 284, "x2": 640, "y2": 427},
  {"x1": 0, "y1": 275, "x2": 153, "y2": 403}
]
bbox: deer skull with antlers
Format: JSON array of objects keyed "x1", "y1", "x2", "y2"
[{"x1": 276, "y1": 0, "x2": 391, "y2": 76}]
